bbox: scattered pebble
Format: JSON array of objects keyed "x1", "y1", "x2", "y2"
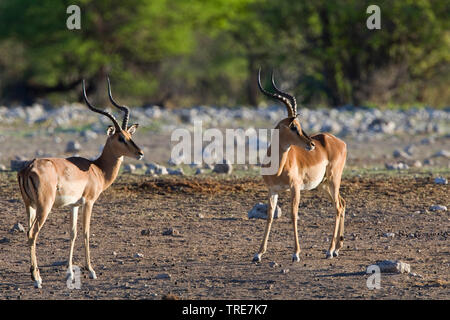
[
  {"x1": 383, "y1": 232, "x2": 395, "y2": 238},
  {"x1": 434, "y1": 177, "x2": 448, "y2": 185},
  {"x1": 10, "y1": 223, "x2": 25, "y2": 233},
  {"x1": 155, "y1": 273, "x2": 171, "y2": 280},
  {"x1": 213, "y1": 160, "x2": 233, "y2": 174},
  {"x1": 429, "y1": 205, "x2": 447, "y2": 212},
  {"x1": 123, "y1": 163, "x2": 136, "y2": 173},
  {"x1": 162, "y1": 227, "x2": 180, "y2": 236},
  {"x1": 65, "y1": 141, "x2": 81, "y2": 153},
  {"x1": 0, "y1": 237, "x2": 11, "y2": 244},
  {"x1": 134, "y1": 253, "x2": 144, "y2": 259}
]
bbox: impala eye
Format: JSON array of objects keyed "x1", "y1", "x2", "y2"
[{"x1": 118, "y1": 136, "x2": 126, "y2": 144}]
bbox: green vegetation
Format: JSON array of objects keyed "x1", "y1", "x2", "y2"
[{"x1": 0, "y1": 0, "x2": 448, "y2": 108}]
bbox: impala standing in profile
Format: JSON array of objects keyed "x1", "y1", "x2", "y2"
[
  {"x1": 253, "y1": 69, "x2": 347, "y2": 263},
  {"x1": 17, "y1": 78, "x2": 144, "y2": 288}
]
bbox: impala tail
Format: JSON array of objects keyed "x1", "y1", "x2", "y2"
[{"x1": 17, "y1": 160, "x2": 38, "y2": 205}]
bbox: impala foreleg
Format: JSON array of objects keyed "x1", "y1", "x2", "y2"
[
  {"x1": 82, "y1": 201, "x2": 97, "y2": 279},
  {"x1": 291, "y1": 187, "x2": 301, "y2": 262},
  {"x1": 253, "y1": 192, "x2": 278, "y2": 262}
]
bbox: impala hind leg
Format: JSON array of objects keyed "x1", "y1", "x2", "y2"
[
  {"x1": 67, "y1": 206, "x2": 79, "y2": 282},
  {"x1": 28, "y1": 204, "x2": 51, "y2": 288},
  {"x1": 253, "y1": 192, "x2": 278, "y2": 262},
  {"x1": 324, "y1": 181, "x2": 345, "y2": 259},
  {"x1": 26, "y1": 206, "x2": 36, "y2": 229},
  {"x1": 82, "y1": 201, "x2": 96, "y2": 279}
]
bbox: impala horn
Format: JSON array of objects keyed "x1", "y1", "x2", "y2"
[
  {"x1": 257, "y1": 68, "x2": 297, "y2": 118},
  {"x1": 82, "y1": 79, "x2": 122, "y2": 132},
  {"x1": 107, "y1": 76, "x2": 130, "y2": 130}
]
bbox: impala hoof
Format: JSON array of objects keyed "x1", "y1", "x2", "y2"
[
  {"x1": 252, "y1": 254, "x2": 261, "y2": 262},
  {"x1": 325, "y1": 251, "x2": 334, "y2": 259},
  {"x1": 34, "y1": 280, "x2": 42, "y2": 289},
  {"x1": 292, "y1": 254, "x2": 300, "y2": 262},
  {"x1": 333, "y1": 251, "x2": 339, "y2": 257},
  {"x1": 89, "y1": 270, "x2": 97, "y2": 279}
]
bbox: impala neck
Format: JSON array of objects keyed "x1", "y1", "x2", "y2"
[{"x1": 94, "y1": 140, "x2": 123, "y2": 190}]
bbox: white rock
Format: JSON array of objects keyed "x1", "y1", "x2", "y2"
[
  {"x1": 123, "y1": 164, "x2": 136, "y2": 173},
  {"x1": 65, "y1": 141, "x2": 81, "y2": 153},
  {"x1": 383, "y1": 232, "x2": 395, "y2": 238},
  {"x1": 373, "y1": 260, "x2": 411, "y2": 274},
  {"x1": 248, "y1": 203, "x2": 282, "y2": 219},
  {"x1": 432, "y1": 150, "x2": 450, "y2": 158}
]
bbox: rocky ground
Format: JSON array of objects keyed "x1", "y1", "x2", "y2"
[
  {"x1": 0, "y1": 104, "x2": 448, "y2": 300},
  {"x1": 0, "y1": 173, "x2": 448, "y2": 300}
]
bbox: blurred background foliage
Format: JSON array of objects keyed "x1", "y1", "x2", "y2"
[{"x1": 0, "y1": 0, "x2": 448, "y2": 108}]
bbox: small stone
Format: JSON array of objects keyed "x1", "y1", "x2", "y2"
[
  {"x1": 141, "y1": 229, "x2": 151, "y2": 236},
  {"x1": 167, "y1": 167, "x2": 184, "y2": 176},
  {"x1": 430, "y1": 205, "x2": 447, "y2": 212},
  {"x1": 383, "y1": 232, "x2": 395, "y2": 238},
  {"x1": 10, "y1": 159, "x2": 30, "y2": 171},
  {"x1": 393, "y1": 149, "x2": 411, "y2": 159},
  {"x1": 373, "y1": 260, "x2": 411, "y2": 274},
  {"x1": 281, "y1": 269, "x2": 289, "y2": 274},
  {"x1": 155, "y1": 273, "x2": 171, "y2": 280},
  {"x1": 0, "y1": 164, "x2": 7, "y2": 171},
  {"x1": 248, "y1": 203, "x2": 282, "y2": 219},
  {"x1": 10, "y1": 223, "x2": 26, "y2": 233},
  {"x1": 0, "y1": 237, "x2": 10, "y2": 244},
  {"x1": 197, "y1": 213, "x2": 204, "y2": 219},
  {"x1": 412, "y1": 160, "x2": 422, "y2": 168},
  {"x1": 409, "y1": 272, "x2": 423, "y2": 278},
  {"x1": 80, "y1": 130, "x2": 98, "y2": 141},
  {"x1": 213, "y1": 160, "x2": 233, "y2": 174},
  {"x1": 134, "y1": 253, "x2": 144, "y2": 259},
  {"x1": 113, "y1": 251, "x2": 117, "y2": 256},
  {"x1": 195, "y1": 168, "x2": 204, "y2": 175},
  {"x1": 65, "y1": 141, "x2": 81, "y2": 153},
  {"x1": 269, "y1": 261, "x2": 279, "y2": 268},
  {"x1": 162, "y1": 227, "x2": 179, "y2": 236},
  {"x1": 434, "y1": 177, "x2": 448, "y2": 185},
  {"x1": 432, "y1": 150, "x2": 450, "y2": 158},
  {"x1": 123, "y1": 164, "x2": 136, "y2": 173}
]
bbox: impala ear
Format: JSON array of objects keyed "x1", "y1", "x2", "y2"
[
  {"x1": 106, "y1": 125, "x2": 115, "y2": 136},
  {"x1": 127, "y1": 123, "x2": 139, "y2": 135}
]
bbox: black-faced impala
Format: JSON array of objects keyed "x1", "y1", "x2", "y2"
[
  {"x1": 17, "y1": 78, "x2": 144, "y2": 288},
  {"x1": 253, "y1": 69, "x2": 347, "y2": 263}
]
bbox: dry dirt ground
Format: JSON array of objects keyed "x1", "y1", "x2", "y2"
[{"x1": 0, "y1": 172, "x2": 448, "y2": 300}]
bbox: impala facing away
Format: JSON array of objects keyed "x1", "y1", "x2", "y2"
[
  {"x1": 253, "y1": 69, "x2": 347, "y2": 263},
  {"x1": 17, "y1": 78, "x2": 144, "y2": 288}
]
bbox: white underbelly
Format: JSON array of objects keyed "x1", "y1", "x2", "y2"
[
  {"x1": 54, "y1": 195, "x2": 85, "y2": 208},
  {"x1": 300, "y1": 161, "x2": 327, "y2": 190},
  {"x1": 300, "y1": 175, "x2": 325, "y2": 190}
]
